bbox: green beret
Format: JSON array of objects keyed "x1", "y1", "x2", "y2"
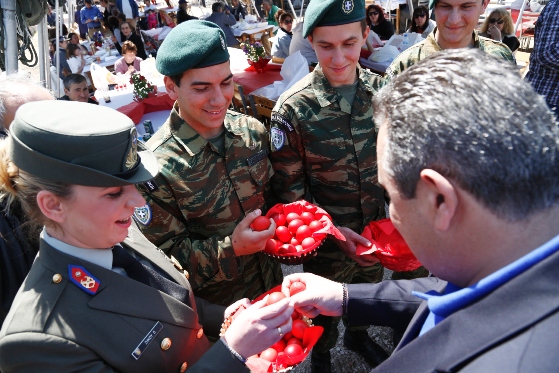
[
  {"x1": 156, "y1": 20, "x2": 230, "y2": 76},
  {"x1": 303, "y1": 0, "x2": 365, "y2": 38},
  {"x1": 9, "y1": 101, "x2": 159, "y2": 187}
]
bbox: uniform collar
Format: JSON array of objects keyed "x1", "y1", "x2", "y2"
[
  {"x1": 428, "y1": 27, "x2": 480, "y2": 51},
  {"x1": 311, "y1": 64, "x2": 372, "y2": 109},
  {"x1": 41, "y1": 227, "x2": 113, "y2": 270},
  {"x1": 167, "y1": 103, "x2": 245, "y2": 156}
]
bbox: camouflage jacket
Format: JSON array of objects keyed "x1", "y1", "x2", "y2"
[
  {"x1": 136, "y1": 104, "x2": 282, "y2": 305},
  {"x1": 269, "y1": 65, "x2": 386, "y2": 233},
  {"x1": 386, "y1": 28, "x2": 515, "y2": 79}
]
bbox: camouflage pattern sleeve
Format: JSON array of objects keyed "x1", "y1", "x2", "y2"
[
  {"x1": 269, "y1": 94, "x2": 308, "y2": 204},
  {"x1": 135, "y1": 174, "x2": 242, "y2": 291}
]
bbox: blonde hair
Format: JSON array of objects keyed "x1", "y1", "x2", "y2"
[
  {"x1": 0, "y1": 138, "x2": 73, "y2": 227},
  {"x1": 480, "y1": 8, "x2": 514, "y2": 35}
]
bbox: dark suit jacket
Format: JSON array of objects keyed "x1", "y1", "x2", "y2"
[
  {"x1": 347, "y1": 249, "x2": 559, "y2": 372},
  {"x1": 205, "y1": 12, "x2": 239, "y2": 47},
  {"x1": 0, "y1": 226, "x2": 249, "y2": 373}
]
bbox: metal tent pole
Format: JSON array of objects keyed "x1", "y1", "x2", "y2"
[
  {"x1": 38, "y1": 17, "x2": 47, "y2": 87},
  {"x1": 1, "y1": 0, "x2": 18, "y2": 73},
  {"x1": 55, "y1": 0, "x2": 61, "y2": 97},
  {"x1": 514, "y1": 0, "x2": 529, "y2": 34}
]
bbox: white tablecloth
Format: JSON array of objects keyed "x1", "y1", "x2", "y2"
[
  {"x1": 359, "y1": 58, "x2": 391, "y2": 74},
  {"x1": 377, "y1": 0, "x2": 407, "y2": 11}
]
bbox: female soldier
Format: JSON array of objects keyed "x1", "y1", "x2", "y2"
[{"x1": 0, "y1": 100, "x2": 293, "y2": 372}]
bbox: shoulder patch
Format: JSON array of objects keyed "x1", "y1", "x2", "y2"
[
  {"x1": 68, "y1": 265, "x2": 101, "y2": 295},
  {"x1": 271, "y1": 112, "x2": 294, "y2": 132},
  {"x1": 143, "y1": 179, "x2": 159, "y2": 192},
  {"x1": 133, "y1": 204, "x2": 153, "y2": 226},
  {"x1": 271, "y1": 127, "x2": 285, "y2": 151}
]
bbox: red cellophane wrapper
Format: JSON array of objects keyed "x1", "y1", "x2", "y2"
[
  {"x1": 355, "y1": 218, "x2": 422, "y2": 272},
  {"x1": 245, "y1": 286, "x2": 324, "y2": 373},
  {"x1": 264, "y1": 200, "x2": 345, "y2": 265}
]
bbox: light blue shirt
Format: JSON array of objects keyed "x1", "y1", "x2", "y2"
[{"x1": 414, "y1": 233, "x2": 559, "y2": 335}]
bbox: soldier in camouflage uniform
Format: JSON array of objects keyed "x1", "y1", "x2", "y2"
[
  {"x1": 134, "y1": 21, "x2": 282, "y2": 307},
  {"x1": 386, "y1": 0, "x2": 515, "y2": 79},
  {"x1": 269, "y1": 0, "x2": 398, "y2": 371}
]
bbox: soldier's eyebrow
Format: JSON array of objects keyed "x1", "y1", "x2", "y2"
[
  {"x1": 191, "y1": 74, "x2": 234, "y2": 86},
  {"x1": 315, "y1": 36, "x2": 359, "y2": 45}
]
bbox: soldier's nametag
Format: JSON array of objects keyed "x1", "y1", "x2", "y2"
[
  {"x1": 247, "y1": 148, "x2": 269, "y2": 167},
  {"x1": 271, "y1": 128, "x2": 285, "y2": 151},
  {"x1": 133, "y1": 204, "x2": 152, "y2": 226},
  {"x1": 272, "y1": 113, "x2": 294, "y2": 132},
  {"x1": 68, "y1": 265, "x2": 100, "y2": 295},
  {"x1": 143, "y1": 179, "x2": 159, "y2": 192},
  {"x1": 132, "y1": 321, "x2": 163, "y2": 360}
]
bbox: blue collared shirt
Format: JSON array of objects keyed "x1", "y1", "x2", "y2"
[
  {"x1": 80, "y1": 5, "x2": 103, "y2": 29},
  {"x1": 414, "y1": 233, "x2": 559, "y2": 335}
]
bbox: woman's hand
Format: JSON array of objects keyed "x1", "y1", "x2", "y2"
[
  {"x1": 488, "y1": 24, "x2": 502, "y2": 41},
  {"x1": 224, "y1": 298, "x2": 251, "y2": 319},
  {"x1": 224, "y1": 296, "x2": 293, "y2": 359},
  {"x1": 281, "y1": 273, "x2": 343, "y2": 318}
]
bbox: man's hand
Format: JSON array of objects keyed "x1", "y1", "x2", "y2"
[
  {"x1": 335, "y1": 227, "x2": 380, "y2": 266},
  {"x1": 231, "y1": 209, "x2": 276, "y2": 256},
  {"x1": 281, "y1": 273, "x2": 343, "y2": 318}
]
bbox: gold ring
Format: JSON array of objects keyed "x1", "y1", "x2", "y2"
[{"x1": 277, "y1": 327, "x2": 283, "y2": 337}]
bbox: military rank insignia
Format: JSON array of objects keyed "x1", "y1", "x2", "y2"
[
  {"x1": 342, "y1": 0, "x2": 354, "y2": 14},
  {"x1": 271, "y1": 127, "x2": 285, "y2": 151},
  {"x1": 68, "y1": 265, "x2": 100, "y2": 295},
  {"x1": 133, "y1": 204, "x2": 152, "y2": 226}
]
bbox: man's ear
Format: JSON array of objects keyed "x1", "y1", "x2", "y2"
[
  {"x1": 164, "y1": 75, "x2": 179, "y2": 101},
  {"x1": 418, "y1": 169, "x2": 458, "y2": 232},
  {"x1": 36, "y1": 190, "x2": 66, "y2": 224},
  {"x1": 307, "y1": 35, "x2": 315, "y2": 50}
]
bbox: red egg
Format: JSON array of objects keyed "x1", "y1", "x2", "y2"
[
  {"x1": 296, "y1": 225, "x2": 312, "y2": 242},
  {"x1": 265, "y1": 238, "x2": 279, "y2": 253},
  {"x1": 300, "y1": 211, "x2": 314, "y2": 225},
  {"x1": 286, "y1": 337, "x2": 303, "y2": 347},
  {"x1": 288, "y1": 219, "x2": 305, "y2": 234},
  {"x1": 271, "y1": 213, "x2": 287, "y2": 227},
  {"x1": 275, "y1": 226, "x2": 292, "y2": 243},
  {"x1": 301, "y1": 237, "x2": 316, "y2": 250},
  {"x1": 291, "y1": 319, "x2": 308, "y2": 339},
  {"x1": 309, "y1": 220, "x2": 324, "y2": 232},
  {"x1": 260, "y1": 348, "x2": 277, "y2": 362},
  {"x1": 284, "y1": 343, "x2": 303, "y2": 358},
  {"x1": 286, "y1": 212, "x2": 301, "y2": 223}
]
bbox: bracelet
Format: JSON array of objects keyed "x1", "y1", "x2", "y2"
[
  {"x1": 342, "y1": 283, "x2": 348, "y2": 315},
  {"x1": 220, "y1": 337, "x2": 247, "y2": 363}
]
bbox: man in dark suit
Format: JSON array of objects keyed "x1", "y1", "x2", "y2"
[
  {"x1": 282, "y1": 48, "x2": 559, "y2": 372},
  {"x1": 205, "y1": 2, "x2": 239, "y2": 47}
]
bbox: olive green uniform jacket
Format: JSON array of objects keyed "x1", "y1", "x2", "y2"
[
  {"x1": 0, "y1": 226, "x2": 249, "y2": 373},
  {"x1": 137, "y1": 105, "x2": 282, "y2": 306},
  {"x1": 386, "y1": 28, "x2": 515, "y2": 79}
]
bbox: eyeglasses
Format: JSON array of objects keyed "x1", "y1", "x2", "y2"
[
  {"x1": 283, "y1": 19, "x2": 293, "y2": 24},
  {"x1": 489, "y1": 18, "x2": 505, "y2": 24},
  {"x1": 414, "y1": 13, "x2": 426, "y2": 18},
  {"x1": 369, "y1": 11, "x2": 379, "y2": 16}
]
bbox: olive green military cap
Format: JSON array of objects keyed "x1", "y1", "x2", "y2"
[
  {"x1": 9, "y1": 101, "x2": 159, "y2": 187},
  {"x1": 303, "y1": 0, "x2": 366, "y2": 38},
  {"x1": 156, "y1": 20, "x2": 229, "y2": 76}
]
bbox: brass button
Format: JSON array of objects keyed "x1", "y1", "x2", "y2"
[
  {"x1": 184, "y1": 270, "x2": 190, "y2": 280},
  {"x1": 179, "y1": 362, "x2": 188, "y2": 373},
  {"x1": 52, "y1": 274, "x2": 62, "y2": 284},
  {"x1": 171, "y1": 255, "x2": 183, "y2": 271},
  {"x1": 196, "y1": 328, "x2": 203, "y2": 339},
  {"x1": 161, "y1": 338, "x2": 172, "y2": 350}
]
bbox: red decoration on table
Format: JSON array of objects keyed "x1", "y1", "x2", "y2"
[
  {"x1": 117, "y1": 93, "x2": 175, "y2": 124},
  {"x1": 247, "y1": 58, "x2": 271, "y2": 74},
  {"x1": 263, "y1": 200, "x2": 345, "y2": 265},
  {"x1": 355, "y1": 218, "x2": 422, "y2": 272}
]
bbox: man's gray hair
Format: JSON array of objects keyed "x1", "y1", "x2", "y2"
[
  {"x1": 263, "y1": 0, "x2": 273, "y2": 5},
  {"x1": 373, "y1": 48, "x2": 559, "y2": 222},
  {"x1": 0, "y1": 73, "x2": 52, "y2": 128},
  {"x1": 62, "y1": 74, "x2": 87, "y2": 91}
]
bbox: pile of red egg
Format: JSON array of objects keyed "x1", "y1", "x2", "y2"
[
  {"x1": 255, "y1": 201, "x2": 344, "y2": 265},
  {"x1": 248, "y1": 282, "x2": 323, "y2": 372}
]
